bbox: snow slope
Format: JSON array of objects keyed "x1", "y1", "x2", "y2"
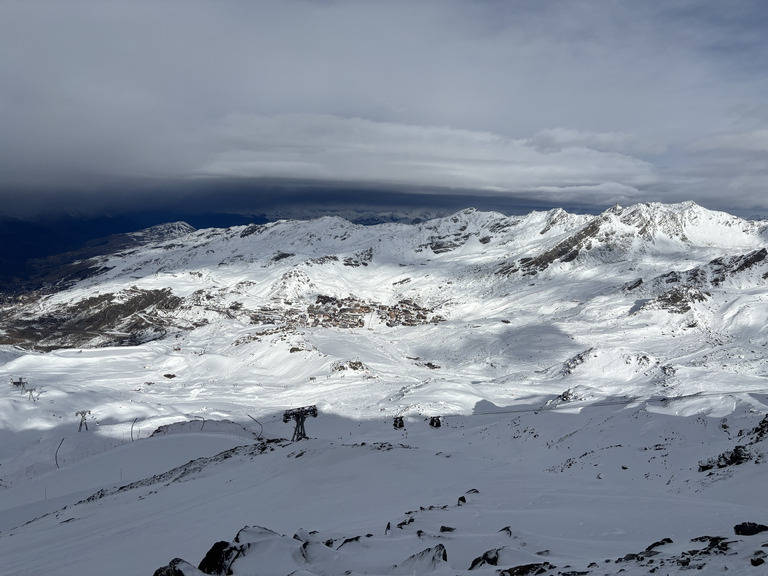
[{"x1": 1, "y1": 202, "x2": 767, "y2": 575}]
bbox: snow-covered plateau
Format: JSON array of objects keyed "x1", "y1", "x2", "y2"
[{"x1": 1, "y1": 201, "x2": 768, "y2": 575}]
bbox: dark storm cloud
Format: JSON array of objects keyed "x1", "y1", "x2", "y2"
[{"x1": 1, "y1": 0, "x2": 767, "y2": 219}]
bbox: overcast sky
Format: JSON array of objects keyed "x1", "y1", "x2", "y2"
[{"x1": 1, "y1": 0, "x2": 767, "y2": 220}]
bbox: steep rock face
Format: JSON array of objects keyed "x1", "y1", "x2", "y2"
[
  {"x1": 615, "y1": 201, "x2": 765, "y2": 245},
  {"x1": 0, "y1": 287, "x2": 182, "y2": 349},
  {"x1": 635, "y1": 285, "x2": 709, "y2": 315},
  {"x1": 497, "y1": 202, "x2": 767, "y2": 278},
  {"x1": 646, "y1": 247, "x2": 768, "y2": 291},
  {"x1": 498, "y1": 216, "x2": 606, "y2": 276}
]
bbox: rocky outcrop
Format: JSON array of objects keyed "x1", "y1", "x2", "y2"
[
  {"x1": 633, "y1": 285, "x2": 708, "y2": 315},
  {"x1": 392, "y1": 544, "x2": 448, "y2": 574},
  {"x1": 734, "y1": 522, "x2": 768, "y2": 536},
  {"x1": 469, "y1": 547, "x2": 502, "y2": 569},
  {"x1": 152, "y1": 558, "x2": 206, "y2": 576},
  {"x1": 498, "y1": 217, "x2": 604, "y2": 276},
  {"x1": 561, "y1": 349, "x2": 594, "y2": 376},
  {"x1": 0, "y1": 287, "x2": 182, "y2": 349},
  {"x1": 196, "y1": 541, "x2": 230, "y2": 575},
  {"x1": 499, "y1": 562, "x2": 554, "y2": 575},
  {"x1": 698, "y1": 445, "x2": 752, "y2": 472}
]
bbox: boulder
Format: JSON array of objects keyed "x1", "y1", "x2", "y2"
[
  {"x1": 734, "y1": 522, "x2": 768, "y2": 536},
  {"x1": 197, "y1": 541, "x2": 231, "y2": 575}
]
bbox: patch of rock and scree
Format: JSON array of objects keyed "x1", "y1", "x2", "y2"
[{"x1": 152, "y1": 507, "x2": 768, "y2": 575}]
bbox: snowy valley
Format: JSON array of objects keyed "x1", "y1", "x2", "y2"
[{"x1": 1, "y1": 201, "x2": 768, "y2": 575}]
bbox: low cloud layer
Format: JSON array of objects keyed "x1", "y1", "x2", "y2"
[
  {"x1": 1, "y1": 1, "x2": 767, "y2": 218},
  {"x1": 198, "y1": 114, "x2": 658, "y2": 201}
]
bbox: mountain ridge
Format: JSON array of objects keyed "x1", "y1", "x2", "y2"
[
  {"x1": 2, "y1": 201, "x2": 765, "y2": 351},
  {"x1": 1, "y1": 200, "x2": 768, "y2": 574}
]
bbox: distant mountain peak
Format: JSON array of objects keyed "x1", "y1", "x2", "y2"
[{"x1": 128, "y1": 221, "x2": 196, "y2": 242}]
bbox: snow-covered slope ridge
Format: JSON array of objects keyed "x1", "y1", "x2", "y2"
[{"x1": 1, "y1": 201, "x2": 768, "y2": 575}]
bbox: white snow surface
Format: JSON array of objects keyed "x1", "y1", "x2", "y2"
[{"x1": 1, "y1": 202, "x2": 768, "y2": 575}]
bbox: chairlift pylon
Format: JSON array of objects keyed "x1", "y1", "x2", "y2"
[{"x1": 283, "y1": 405, "x2": 318, "y2": 441}]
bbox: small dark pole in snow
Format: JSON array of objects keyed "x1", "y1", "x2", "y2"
[
  {"x1": 283, "y1": 405, "x2": 318, "y2": 441},
  {"x1": 76, "y1": 410, "x2": 91, "y2": 432}
]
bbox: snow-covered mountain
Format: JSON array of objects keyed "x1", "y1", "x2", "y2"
[{"x1": 1, "y1": 201, "x2": 768, "y2": 575}]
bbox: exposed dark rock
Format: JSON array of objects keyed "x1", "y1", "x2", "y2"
[
  {"x1": 337, "y1": 535, "x2": 361, "y2": 549},
  {"x1": 734, "y1": 522, "x2": 768, "y2": 536},
  {"x1": 307, "y1": 293, "x2": 442, "y2": 329},
  {"x1": 562, "y1": 349, "x2": 594, "y2": 376},
  {"x1": 393, "y1": 544, "x2": 448, "y2": 573},
  {"x1": 0, "y1": 287, "x2": 182, "y2": 349},
  {"x1": 661, "y1": 364, "x2": 676, "y2": 377},
  {"x1": 197, "y1": 541, "x2": 230, "y2": 575},
  {"x1": 499, "y1": 561, "x2": 554, "y2": 575},
  {"x1": 153, "y1": 558, "x2": 205, "y2": 576},
  {"x1": 738, "y1": 414, "x2": 768, "y2": 443},
  {"x1": 710, "y1": 247, "x2": 768, "y2": 285},
  {"x1": 343, "y1": 247, "x2": 373, "y2": 266},
  {"x1": 689, "y1": 535, "x2": 734, "y2": 554},
  {"x1": 646, "y1": 537, "x2": 673, "y2": 551},
  {"x1": 238, "y1": 223, "x2": 266, "y2": 238},
  {"x1": 645, "y1": 247, "x2": 768, "y2": 294},
  {"x1": 423, "y1": 234, "x2": 472, "y2": 254},
  {"x1": 271, "y1": 251, "x2": 295, "y2": 262},
  {"x1": 469, "y1": 547, "x2": 502, "y2": 569},
  {"x1": 637, "y1": 285, "x2": 708, "y2": 314},
  {"x1": 498, "y1": 217, "x2": 604, "y2": 276},
  {"x1": 698, "y1": 445, "x2": 752, "y2": 471}
]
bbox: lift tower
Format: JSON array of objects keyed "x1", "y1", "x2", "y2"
[{"x1": 283, "y1": 405, "x2": 318, "y2": 441}]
